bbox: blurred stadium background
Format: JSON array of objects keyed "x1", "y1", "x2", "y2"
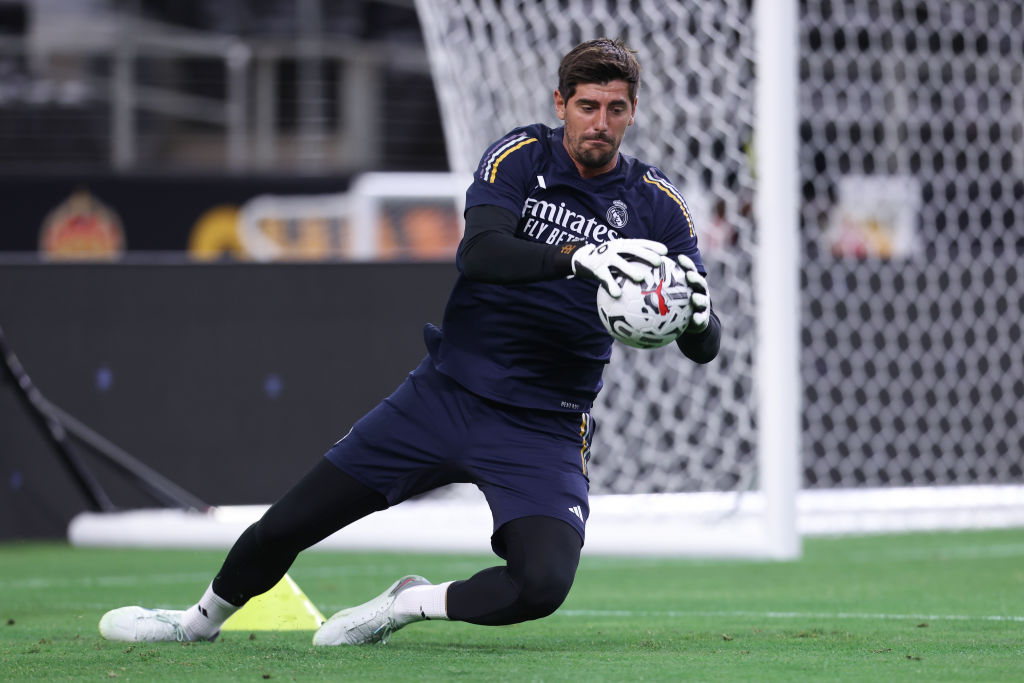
[
  {"x1": 0, "y1": 0, "x2": 467, "y2": 540},
  {"x1": 0, "y1": 0, "x2": 458, "y2": 259},
  {"x1": 1, "y1": 0, "x2": 1022, "y2": 553}
]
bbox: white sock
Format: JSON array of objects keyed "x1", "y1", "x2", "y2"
[
  {"x1": 181, "y1": 584, "x2": 239, "y2": 640},
  {"x1": 393, "y1": 581, "x2": 453, "y2": 624}
]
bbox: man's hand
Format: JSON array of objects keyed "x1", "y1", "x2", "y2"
[
  {"x1": 570, "y1": 239, "x2": 667, "y2": 298},
  {"x1": 677, "y1": 254, "x2": 711, "y2": 333}
]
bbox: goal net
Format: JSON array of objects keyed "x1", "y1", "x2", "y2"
[
  {"x1": 411, "y1": 0, "x2": 1024, "y2": 551},
  {"x1": 408, "y1": 0, "x2": 791, "y2": 557}
]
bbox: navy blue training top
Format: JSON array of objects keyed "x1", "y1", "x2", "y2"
[{"x1": 426, "y1": 123, "x2": 704, "y2": 413}]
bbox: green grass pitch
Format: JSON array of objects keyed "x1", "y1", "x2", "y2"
[{"x1": 2, "y1": 529, "x2": 1023, "y2": 681}]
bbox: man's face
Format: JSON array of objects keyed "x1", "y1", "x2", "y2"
[{"x1": 554, "y1": 80, "x2": 636, "y2": 178}]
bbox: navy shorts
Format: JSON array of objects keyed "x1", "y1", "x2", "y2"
[{"x1": 325, "y1": 356, "x2": 592, "y2": 547}]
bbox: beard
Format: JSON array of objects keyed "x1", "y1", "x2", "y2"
[{"x1": 572, "y1": 134, "x2": 618, "y2": 169}]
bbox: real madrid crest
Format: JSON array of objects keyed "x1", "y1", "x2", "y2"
[{"x1": 606, "y1": 199, "x2": 628, "y2": 229}]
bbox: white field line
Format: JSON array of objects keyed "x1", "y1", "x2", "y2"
[
  {"x1": 59, "y1": 606, "x2": 1024, "y2": 625},
  {"x1": 558, "y1": 609, "x2": 1024, "y2": 623},
  {"x1": 579, "y1": 543, "x2": 1024, "y2": 568},
  {"x1": 0, "y1": 562, "x2": 487, "y2": 592},
  {"x1": 0, "y1": 571, "x2": 216, "y2": 591}
]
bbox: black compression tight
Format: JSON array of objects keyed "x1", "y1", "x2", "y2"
[
  {"x1": 446, "y1": 515, "x2": 582, "y2": 625},
  {"x1": 211, "y1": 458, "x2": 583, "y2": 627},
  {"x1": 212, "y1": 458, "x2": 387, "y2": 606}
]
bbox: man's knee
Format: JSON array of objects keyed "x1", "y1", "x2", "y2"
[
  {"x1": 515, "y1": 559, "x2": 576, "y2": 619},
  {"x1": 497, "y1": 515, "x2": 582, "y2": 620}
]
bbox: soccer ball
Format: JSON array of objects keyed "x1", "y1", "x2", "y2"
[{"x1": 596, "y1": 259, "x2": 693, "y2": 349}]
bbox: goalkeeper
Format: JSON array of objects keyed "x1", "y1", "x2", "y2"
[{"x1": 99, "y1": 37, "x2": 721, "y2": 646}]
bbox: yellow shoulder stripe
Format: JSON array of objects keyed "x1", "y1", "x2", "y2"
[
  {"x1": 643, "y1": 174, "x2": 694, "y2": 237},
  {"x1": 489, "y1": 138, "x2": 537, "y2": 183}
]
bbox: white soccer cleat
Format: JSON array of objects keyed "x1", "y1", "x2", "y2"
[
  {"x1": 313, "y1": 575, "x2": 431, "y2": 646},
  {"x1": 98, "y1": 606, "x2": 212, "y2": 643}
]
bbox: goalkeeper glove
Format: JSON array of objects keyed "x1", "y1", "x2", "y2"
[
  {"x1": 676, "y1": 254, "x2": 711, "y2": 333},
  {"x1": 570, "y1": 238, "x2": 667, "y2": 298}
]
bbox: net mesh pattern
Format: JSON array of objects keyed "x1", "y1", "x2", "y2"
[
  {"x1": 798, "y1": 1, "x2": 1024, "y2": 487},
  {"x1": 414, "y1": 0, "x2": 1023, "y2": 495}
]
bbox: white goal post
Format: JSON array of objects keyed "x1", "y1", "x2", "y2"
[{"x1": 236, "y1": 172, "x2": 473, "y2": 262}]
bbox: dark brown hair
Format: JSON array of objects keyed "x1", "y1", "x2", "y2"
[{"x1": 557, "y1": 37, "x2": 641, "y2": 103}]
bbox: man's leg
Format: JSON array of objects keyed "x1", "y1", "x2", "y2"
[
  {"x1": 313, "y1": 515, "x2": 582, "y2": 645},
  {"x1": 446, "y1": 515, "x2": 582, "y2": 624},
  {"x1": 210, "y1": 458, "x2": 387, "y2": 607},
  {"x1": 100, "y1": 458, "x2": 387, "y2": 642}
]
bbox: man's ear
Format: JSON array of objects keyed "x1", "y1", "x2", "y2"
[{"x1": 553, "y1": 89, "x2": 566, "y2": 121}]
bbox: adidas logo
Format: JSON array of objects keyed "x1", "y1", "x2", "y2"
[{"x1": 569, "y1": 505, "x2": 584, "y2": 521}]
